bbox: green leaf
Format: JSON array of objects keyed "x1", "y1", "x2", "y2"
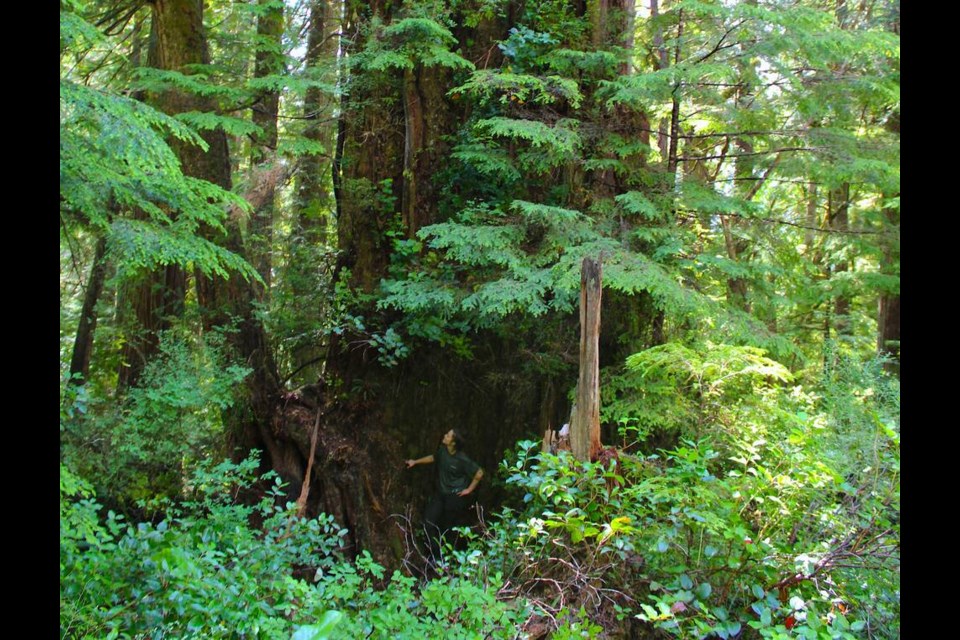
[{"x1": 291, "y1": 611, "x2": 344, "y2": 640}]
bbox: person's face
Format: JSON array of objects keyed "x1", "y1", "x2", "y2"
[{"x1": 442, "y1": 429, "x2": 455, "y2": 446}]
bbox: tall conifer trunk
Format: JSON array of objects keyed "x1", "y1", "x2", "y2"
[{"x1": 249, "y1": 0, "x2": 284, "y2": 291}]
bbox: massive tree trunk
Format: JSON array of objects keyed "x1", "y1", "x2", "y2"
[
  {"x1": 334, "y1": 2, "x2": 404, "y2": 293},
  {"x1": 302, "y1": 0, "x2": 529, "y2": 566},
  {"x1": 401, "y1": 61, "x2": 452, "y2": 237},
  {"x1": 136, "y1": 0, "x2": 297, "y2": 495}
]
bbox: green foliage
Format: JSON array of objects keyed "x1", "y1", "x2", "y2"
[
  {"x1": 380, "y1": 0, "x2": 897, "y2": 369},
  {"x1": 305, "y1": 551, "x2": 526, "y2": 639},
  {"x1": 60, "y1": 8, "x2": 259, "y2": 284},
  {"x1": 480, "y1": 348, "x2": 899, "y2": 638},
  {"x1": 175, "y1": 110, "x2": 265, "y2": 137},
  {"x1": 454, "y1": 70, "x2": 583, "y2": 108},
  {"x1": 61, "y1": 326, "x2": 252, "y2": 507},
  {"x1": 59, "y1": 1, "x2": 900, "y2": 636},
  {"x1": 60, "y1": 454, "x2": 350, "y2": 639},
  {"x1": 360, "y1": 16, "x2": 474, "y2": 72},
  {"x1": 474, "y1": 117, "x2": 581, "y2": 166},
  {"x1": 604, "y1": 341, "x2": 792, "y2": 441}
]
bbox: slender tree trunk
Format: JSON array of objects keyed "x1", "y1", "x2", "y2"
[
  {"x1": 650, "y1": 0, "x2": 671, "y2": 159},
  {"x1": 877, "y1": 146, "x2": 899, "y2": 376},
  {"x1": 117, "y1": 264, "x2": 185, "y2": 390},
  {"x1": 297, "y1": 0, "x2": 338, "y2": 246},
  {"x1": 876, "y1": 259, "x2": 899, "y2": 374},
  {"x1": 877, "y1": 12, "x2": 899, "y2": 376},
  {"x1": 571, "y1": 258, "x2": 603, "y2": 462},
  {"x1": 828, "y1": 183, "x2": 851, "y2": 337},
  {"x1": 666, "y1": 9, "x2": 684, "y2": 175},
  {"x1": 805, "y1": 181, "x2": 819, "y2": 249},
  {"x1": 721, "y1": 0, "x2": 761, "y2": 311},
  {"x1": 69, "y1": 235, "x2": 108, "y2": 384},
  {"x1": 249, "y1": 0, "x2": 284, "y2": 291}
]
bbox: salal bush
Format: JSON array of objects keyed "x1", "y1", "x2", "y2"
[
  {"x1": 60, "y1": 455, "x2": 347, "y2": 639},
  {"x1": 487, "y1": 345, "x2": 898, "y2": 638}
]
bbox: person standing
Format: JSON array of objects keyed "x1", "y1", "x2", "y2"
[{"x1": 406, "y1": 429, "x2": 484, "y2": 560}]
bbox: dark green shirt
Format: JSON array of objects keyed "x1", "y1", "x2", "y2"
[{"x1": 435, "y1": 446, "x2": 481, "y2": 495}]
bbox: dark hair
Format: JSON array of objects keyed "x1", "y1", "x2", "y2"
[{"x1": 451, "y1": 428, "x2": 467, "y2": 451}]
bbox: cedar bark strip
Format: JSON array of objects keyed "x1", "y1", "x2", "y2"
[
  {"x1": 295, "y1": 407, "x2": 323, "y2": 516},
  {"x1": 571, "y1": 257, "x2": 603, "y2": 462}
]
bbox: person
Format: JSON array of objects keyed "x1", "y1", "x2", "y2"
[{"x1": 406, "y1": 429, "x2": 484, "y2": 560}]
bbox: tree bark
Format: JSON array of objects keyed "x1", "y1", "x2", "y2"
[
  {"x1": 249, "y1": 0, "x2": 284, "y2": 291},
  {"x1": 117, "y1": 264, "x2": 185, "y2": 390},
  {"x1": 69, "y1": 235, "x2": 108, "y2": 384},
  {"x1": 296, "y1": 0, "x2": 337, "y2": 246},
  {"x1": 139, "y1": 0, "x2": 292, "y2": 489},
  {"x1": 334, "y1": 2, "x2": 405, "y2": 293},
  {"x1": 571, "y1": 257, "x2": 603, "y2": 462},
  {"x1": 666, "y1": 9, "x2": 684, "y2": 175},
  {"x1": 828, "y1": 183, "x2": 851, "y2": 338},
  {"x1": 878, "y1": 188, "x2": 899, "y2": 375}
]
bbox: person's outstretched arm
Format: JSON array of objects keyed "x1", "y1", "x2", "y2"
[{"x1": 406, "y1": 455, "x2": 435, "y2": 468}]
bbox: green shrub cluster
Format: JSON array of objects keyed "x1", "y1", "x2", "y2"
[
  {"x1": 479, "y1": 344, "x2": 899, "y2": 638},
  {"x1": 60, "y1": 456, "x2": 347, "y2": 638},
  {"x1": 61, "y1": 345, "x2": 898, "y2": 639},
  {"x1": 60, "y1": 454, "x2": 526, "y2": 640}
]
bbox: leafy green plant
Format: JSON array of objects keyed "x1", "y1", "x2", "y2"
[
  {"x1": 474, "y1": 345, "x2": 898, "y2": 638},
  {"x1": 61, "y1": 325, "x2": 252, "y2": 509},
  {"x1": 311, "y1": 550, "x2": 526, "y2": 639},
  {"x1": 60, "y1": 454, "x2": 349, "y2": 639}
]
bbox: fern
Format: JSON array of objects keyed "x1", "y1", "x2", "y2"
[
  {"x1": 175, "y1": 111, "x2": 264, "y2": 137},
  {"x1": 419, "y1": 222, "x2": 524, "y2": 269},
  {"x1": 133, "y1": 68, "x2": 248, "y2": 103},
  {"x1": 363, "y1": 17, "x2": 474, "y2": 72},
  {"x1": 454, "y1": 70, "x2": 582, "y2": 107},
  {"x1": 510, "y1": 200, "x2": 583, "y2": 225},
  {"x1": 451, "y1": 142, "x2": 522, "y2": 183},
  {"x1": 60, "y1": 79, "x2": 254, "y2": 281},
  {"x1": 278, "y1": 137, "x2": 329, "y2": 157}
]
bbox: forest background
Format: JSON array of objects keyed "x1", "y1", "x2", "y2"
[{"x1": 60, "y1": 0, "x2": 899, "y2": 637}]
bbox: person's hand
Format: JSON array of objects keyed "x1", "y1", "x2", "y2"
[
  {"x1": 406, "y1": 459, "x2": 416, "y2": 469},
  {"x1": 457, "y1": 487, "x2": 472, "y2": 497}
]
